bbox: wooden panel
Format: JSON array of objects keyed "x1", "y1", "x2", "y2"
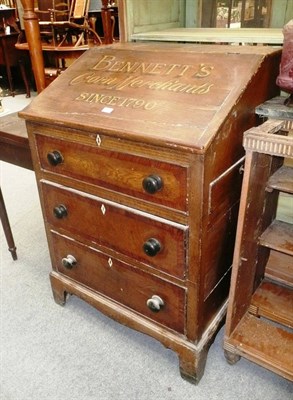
[
  {"x1": 227, "y1": 313, "x2": 293, "y2": 381},
  {"x1": 208, "y1": 157, "x2": 244, "y2": 222},
  {"x1": 50, "y1": 231, "x2": 186, "y2": 333},
  {"x1": 36, "y1": 134, "x2": 188, "y2": 211},
  {"x1": 224, "y1": 152, "x2": 277, "y2": 335},
  {"x1": 203, "y1": 206, "x2": 238, "y2": 298},
  {"x1": 249, "y1": 280, "x2": 293, "y2": 327},
  {"x1": 259, "y1": 220, "x2": 293, "y2": 256},
  {"x1": 41, "y1": 182, "x2": 187, "y2": 279}
]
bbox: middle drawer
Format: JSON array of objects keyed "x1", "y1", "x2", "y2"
[{"x1": 41, "y1": 181, "x2": 188, "y2": 279}]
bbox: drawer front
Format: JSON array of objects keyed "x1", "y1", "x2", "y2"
[
  {"x1": 50, "y1": 231, "x2": 186, "y2": 333},
  {"x1": 41, "y1": 182, "x2": 187, "y2": 279},
  {"x1": 36, "y1": 134, "x2": 188, "y2": 211}
]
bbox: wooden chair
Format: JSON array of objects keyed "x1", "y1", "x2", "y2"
[
  {"x1": 35, "y1": 0, "x2": 102, "y2": 47},
  {"x1": 35, "y1": 0, "x2": 70, "y2": 45}
]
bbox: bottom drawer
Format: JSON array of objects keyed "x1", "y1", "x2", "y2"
[{"x1": 50, "y1": 231, "x2": 186, "y2": 334}]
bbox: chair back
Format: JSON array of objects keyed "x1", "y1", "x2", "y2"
[
  {"x1": 36, "y1": 0, "x2": 70, "y2": 22},
  {"x1": 70, "y1": 0, "x2": 89, "y2": 20}
]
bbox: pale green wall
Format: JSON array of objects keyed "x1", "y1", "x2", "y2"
[
  {"x1": 124, "y1": 0, "x2": 292, "y2": 36},
  {"x1": 270, "y1": 0, "x2": 293, "y2": 27},
  {"x1": 125, "y1": 0, "x2": 185, "y2": 36}
]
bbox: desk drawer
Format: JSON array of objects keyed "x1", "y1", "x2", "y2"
[
  {"x1": 50, "y1": 231, "x2": 186, "y2": 333},
  {"x1": 42, "y1": 182, "x2": 187, "y2": 279},
  {"x1": 36, "y1": 134, "x2": 187, "y2": 211}
]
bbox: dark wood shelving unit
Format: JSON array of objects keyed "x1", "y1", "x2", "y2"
[{"x1": 224, "y1": 116, "x2": 293, "y2": 381}]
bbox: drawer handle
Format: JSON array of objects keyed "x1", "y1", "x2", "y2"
[
  {"x1": 53, "y1": 205, "x2": 68, "y2": 219},
  {"x1": 147, "y1": 295, "x2": 164, "y2": 312},
  {"x1": 47, "y1": 150, "x2": 63, "y2": 166},
  {"x1": 62, "y1": 255, "x2": 77, "y2": 269},
  {"x1": 142, "y1": 175, "x2": 163, "y2": 194},
  {"x1": 143, "y1": 238, "x2": 161, "y2": 257}
]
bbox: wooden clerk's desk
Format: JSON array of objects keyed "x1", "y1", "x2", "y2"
[{"x1": 19, "y1": 42, "x2": 282, "y2": 383}]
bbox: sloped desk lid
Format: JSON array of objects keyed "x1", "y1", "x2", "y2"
[{"x1": 20, "y1": 43, "x2": 281, "y2": 152}]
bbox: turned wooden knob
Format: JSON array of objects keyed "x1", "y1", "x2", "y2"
[
  {"x1": 143, "y1": 238, "x2": 161, "y2": 257},
  {"x1": 53, "y1": 205, "x2": 68, "y2": 219},
  {"x1": 47, "y1": 150, "x2": 63, "y2": 166},
  {"x1": 142, "y1": 175, "x2": 163, "y2": 194},
  {"x1": 147, "y1": 295, "x2": 164, "y2": 312},
  {"x1": 62, "y1": 255, "x2": 77, "y2": 269}
]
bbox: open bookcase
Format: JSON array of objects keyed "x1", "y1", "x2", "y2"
[{"x1": 224, "y1": 108, "x2": 293, "y2": 381}]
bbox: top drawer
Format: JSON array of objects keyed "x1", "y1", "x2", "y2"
[{"x1": 35, "y1": 134, "x2": 188, "y2": 211}]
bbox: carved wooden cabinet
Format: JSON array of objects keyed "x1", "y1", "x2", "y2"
[{"x1": 20, "y1": 43, "x2": 281, "y2": 383}]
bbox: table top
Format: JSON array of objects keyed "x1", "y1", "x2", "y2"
[
  {"x1": 130, "y1": 28, "x2": 284, "y2": 45},
  {"x1": 0, "y1": 112, "x2": 28, "y2": 146}
]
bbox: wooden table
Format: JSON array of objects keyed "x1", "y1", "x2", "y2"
[
  {"x1": 0, "y1": 112, "x2": 33, "y2": 260},
  {"x1": 0, "y1": 112, "x2": 33, "y2": 170}
]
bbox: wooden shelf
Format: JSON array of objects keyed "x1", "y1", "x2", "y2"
[
  {"x1": 249, "y1": 280, "x2": 293, "y2": 327},
  {"x1": 265, "y1": 250, "x2": 293, "y2": 287},
  {"x1": 267, "y1": 166, "x2": 293, "y2": 194},
  {"x1": 259, "y1": 220, "x2": 293, "y2": 256},
  {"x1": 227, "y1": 313, "x2": 293, "y2": 381}
]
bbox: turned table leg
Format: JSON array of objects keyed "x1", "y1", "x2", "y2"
[{"x1": 0, "y1": 187, "x2": 17, "y2": 260}]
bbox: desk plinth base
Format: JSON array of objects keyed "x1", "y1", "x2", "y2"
[{"x1": 50, "y1": 271, "x2": 226, "y2": 384}]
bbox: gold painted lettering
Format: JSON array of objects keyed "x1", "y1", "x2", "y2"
[
  {"x1": 164, "y1": 64, "x2": 181, "y2": 75},
  {"x1": 144, "y1": 101, "x2": 157, "y2": 110},
  {"x1": 70, "y1": 72, "x2": 90, "y2": 85},
  {"x1": 119, "y1": 61, "x2": 141, "y2": 73},
  {"x1": 74, "y1": 92, "x2": 159, "y2": 111},
  {"x1": 100, "y1": 95, "x2": 113, "y2": 104},
  {"x1": 193, "y1": 64, "x2": 214, "y2": 78},
  {"x1": 108, "y1": 96, "x2": 120, "y2": 105},
  {"x1": 132, "y1": 99, "x2": 145, "y2": 108},
  {"x1": 75, "y1": 92, "x2": 89, "y2": 100},
  {"x1": 145, "y1": 63, "x2": 167, "y2": 74},
  {"x1": 189, "y1": 83, "x2": 214, "y2": 94},
  {"x1": 117, "y1": 97, "x2": 129, "y2": 107},
  {"x1": 92, "y1": 55, "x2": 116, "y2": 70},
  {"x1": 108, "y1": 61, "x2": 127, "y2": 72},
  {"x1": 178, "y1": 65, "x2": 191, "y2": 77}
]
